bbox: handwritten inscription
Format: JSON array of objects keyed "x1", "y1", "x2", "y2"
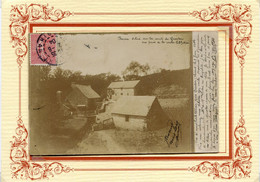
[
  {"x1": 165, "y1": 120, "x2": 181, "y2": 147},
  {"x1": 118, "y1": 35, "x2": 189, "y2": 45},
  {"x1": 192, "y1": 32, "x2": 219, "y2": 152}
]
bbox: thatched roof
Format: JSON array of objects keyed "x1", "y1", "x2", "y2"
[
  {"x1": 111, "y1": 96, "x2": 157, "y2": 117},
  {"x1": 108, "y1": 80, "x2": 140, "y2": 89}
]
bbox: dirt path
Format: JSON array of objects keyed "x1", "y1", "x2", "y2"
[{"x1": 98, "y1": 131, "x2": 126, "y2": 153}]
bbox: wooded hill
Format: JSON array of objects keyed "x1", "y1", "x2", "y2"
[{"x1": 138, "y1": 69, "x2": 191, "y2": 98}]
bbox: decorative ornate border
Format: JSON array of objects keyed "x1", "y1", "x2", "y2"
[
  {"x1": 190, "y1": 3, "x2": 252, "y2": 66},
  {"x1": 9, "y1": 4, "x2": 73, "y2": 180},
  {"x1": 9, "y1": 3, "x2": 252, "y2": 180},
  {"x1": 189, "y1": 4, "x2": 252, "y2": 179}
]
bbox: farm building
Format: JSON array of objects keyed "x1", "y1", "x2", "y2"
[
  {"x1": 107, "y1": 80, "x2": 140, "y2": 100},
  {"x1": 65, "y1": 83, "x2": 100, "y2": 116},
  {"x1": 111, "y1": 96, "x2": 168, "y2": 131}
]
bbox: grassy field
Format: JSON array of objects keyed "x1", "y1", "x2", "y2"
[
  {"x1": 158, "y1": 97, "x2": 190, "y2": 122},
  {"x1": 68, "y1": 125, "x2": 190, "y2": 154}
]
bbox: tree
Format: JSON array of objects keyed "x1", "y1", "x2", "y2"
[
  {"x1": 86, "y1": 72, "x2": 121, "y2": 98},
  {"x1": 106, "y1": 72, "x2": 121, "y2": 82},
  {"x1": 39, "y1": 66, "x2": 52, "y2": 82},
  {"x1": 122, "y1": 61, "x2": 150, "y2": 80},
  {"x1": 69, "y1": 71, "x2": 83, "y2": 83}
]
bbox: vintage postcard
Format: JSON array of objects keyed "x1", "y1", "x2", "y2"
[
  {"x1": 29, "y1": 32, "x2": 193, "y2": 155},
  {"x1": 2, "y1": 0, "x2": 259, "y2": 181},
  {"x1": 29, "y1": 32, "x2": 218, "y2": 155}
]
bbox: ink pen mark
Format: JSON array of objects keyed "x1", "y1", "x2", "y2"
[
  {"x1": 33, "y1": 105, "x2": 46, "y2": 110},
  {"x1": 165, "y1": 120, "x2": 181, "y2": 147}
]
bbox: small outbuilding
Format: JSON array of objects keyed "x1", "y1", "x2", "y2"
[
  {"x1": 111, "y1": 96, "x2": 168, "y2": 131},
  {"x1": 65, "y1": 83, "x2": 100, "y2": 116}
]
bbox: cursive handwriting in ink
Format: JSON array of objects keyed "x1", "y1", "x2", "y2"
[
  {"x1": 192, "y1": 32, "x2": 218, "y2": 152},
  {"x1": 165, "y1": 120, "x2": 181, "y2": 147}
]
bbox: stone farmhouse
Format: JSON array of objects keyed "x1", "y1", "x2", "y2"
[{"x1": 107, "y1": 80, "x2": 140, "y2": 100}]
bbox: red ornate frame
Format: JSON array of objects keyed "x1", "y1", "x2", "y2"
[
  {"x1": 9, "y1": 3, "x2": 252, "y2": 180},
  {"x1": 10, "y1": 4, "x2": 73, "y2": 180}
]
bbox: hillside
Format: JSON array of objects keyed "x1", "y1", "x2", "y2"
[{"x1": 138, "y1": 69, "x2": 191, "y2": 98}]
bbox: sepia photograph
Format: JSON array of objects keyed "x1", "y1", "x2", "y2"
[{"x1": 29, "y1": 32, "x2": 195, "y2": 155}]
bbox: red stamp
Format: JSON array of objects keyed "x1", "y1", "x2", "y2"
[{"x1": 30, "y1": 33, "x2": 57, "y2": 65}]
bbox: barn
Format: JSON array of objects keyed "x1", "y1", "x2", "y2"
[
  {"x1": 65, "y1": 83, "x2": 100, "y2": 116},
  {"x1": 111, "y1": 96, "x2": 168, "y2": 131},
  {"x1": 107, "y1": 80, "x2": 140, "y2": 100}
]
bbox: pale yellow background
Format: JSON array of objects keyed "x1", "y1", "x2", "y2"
[{"x1": 2, "y1": 0, "x2": 259, "y2": 181}]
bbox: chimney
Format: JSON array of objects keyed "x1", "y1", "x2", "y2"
[{"x1": 56, "y1": 91, "x2": 62, "y2": 104}]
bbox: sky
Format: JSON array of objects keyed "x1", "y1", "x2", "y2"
[{"x1": 56, "y1": 32, "x2": 191, "y2": 76}]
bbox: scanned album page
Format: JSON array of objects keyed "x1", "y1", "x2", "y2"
[{"x1": 2, "y1": 0, "x2": 259, "y2": 182}]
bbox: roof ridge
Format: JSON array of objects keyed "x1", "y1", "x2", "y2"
[
  {"x1": 111, "y1": 95, "x2": 158, "y2": 116},
  {"x1": 108, "y1": 80, "x2": 140, "y2": 89}
]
